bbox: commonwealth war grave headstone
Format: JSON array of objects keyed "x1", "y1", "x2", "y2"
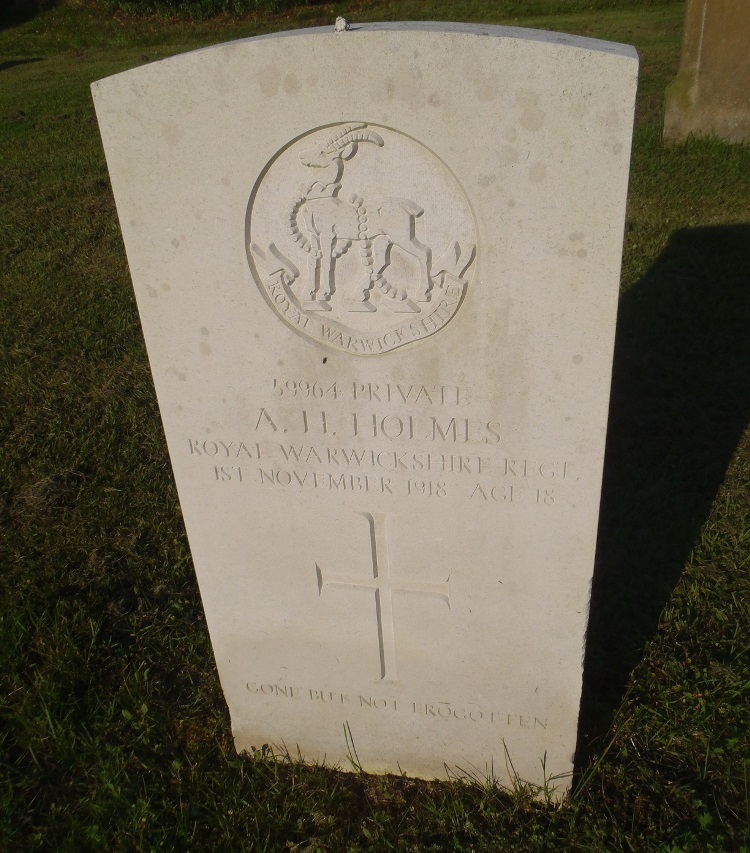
[
  {"x1": 92, "y1": 22, "x2": 638, "y2": 794},
  {"x1": 664, "y1": 0, "x2": 750, "y2": 144}
]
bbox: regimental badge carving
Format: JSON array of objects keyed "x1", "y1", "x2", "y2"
[{"x1": 246, "y1": 123, "x2": 476, "y2": 355}]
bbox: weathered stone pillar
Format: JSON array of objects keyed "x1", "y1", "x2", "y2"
[{"x1": 664, "y1": 0, "x2": 750, "y2": 144}]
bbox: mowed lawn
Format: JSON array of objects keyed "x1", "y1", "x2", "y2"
[{"x1": 1, "y1": 1, "x2": 749, "y2": 850}]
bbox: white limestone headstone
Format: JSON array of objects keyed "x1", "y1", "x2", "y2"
[{"x1": 92, "y1": 22, "x2": 638, "y2": 796}]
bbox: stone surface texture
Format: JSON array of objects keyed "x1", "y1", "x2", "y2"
[
  {"x1": 664, "y1": 0, "x2": 750, "y2": 144},
  {"x1": 92, "y1": 22, "x2": 638, "y2": 795}
]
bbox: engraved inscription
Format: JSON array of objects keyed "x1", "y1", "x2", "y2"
[
  {"x1": 184, "y1": 378, "x2": 576, "y2": 505},
  {"x1": 315, "y1": 512, "x2": 450, "y2": 681},
  {"x1": 186, "y1": 435, "x2": 575, "y2": 505},
  {"x1": 247, "y1": 123, "x2": 477, "y2": 354},
  {"x1": 245, "y1": 681, "x2": 549, "y2": 729},
  {"x1": 247, "y1": 408, "x2": 503, "y2": 444},
  {"x1": 271, "y1": 379, "x2": 466, "y2": 406}
]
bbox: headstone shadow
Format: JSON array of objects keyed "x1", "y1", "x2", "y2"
[
  {"x1": 576, "y1": 224, "x2": 750, "y2": 778},
  {"x1": 0, "y1": 58, "x2": 43, "y2": 72}
]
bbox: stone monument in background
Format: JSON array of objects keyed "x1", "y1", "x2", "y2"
[
  {"x1": 664, "y1": 0, "x2": 750, "y2": 144},
  {"x1": 92, "y1": 21, "x2": 638, "y2": 797}
]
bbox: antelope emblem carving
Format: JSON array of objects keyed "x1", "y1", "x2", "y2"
[{"x1": 286, "y1": 124, "x2": 434, "y2": 307}]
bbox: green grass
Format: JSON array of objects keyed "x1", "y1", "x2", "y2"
[{"x1": 2, "y1": 0, "x2": 750, "y2": 849}]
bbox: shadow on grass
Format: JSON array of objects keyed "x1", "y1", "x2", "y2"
[
  {"x1": 575, "y1": 224, "x2": 750, "y2": 779},
  {"x1": 0, "y1": 0, "x2": 58, "y2": 30},
  {"x1": 0, "y1": 58, "x2": 44, "y2": 71}
]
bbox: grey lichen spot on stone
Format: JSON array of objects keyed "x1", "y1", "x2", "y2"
[
  {"x1": 571, "y1": 101, "x2": 587, "y2": 119},
  {"x1": 258, "y1": 64, "x2": 281, "y2": 97},
  {"x1": 283, "y1": 74, "x2": 300, "y2": 95},
  {"x1": 500, "y1": 145, "x2": 519, "y2": 164},
  {"x1": 516, "y1": 90, "x2": 545, "y2": 131},
  {"x1": 473, "y1": 70, "x2": 499, "y2": 102},
  {"x1": 161, "y1": 120, "x2": 183, "y2": 148},
  {"x1": 528, "y1": 162, "x2": 546, "y2": 183},
  {"x1": 601, "y1": 108, "x2": 622, "y2": 129},
  {"x1": 211, "y1": 66, "x2": 230, "y2": 96}
]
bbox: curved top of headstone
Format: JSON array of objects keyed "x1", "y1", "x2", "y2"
[
  {"x1": 204, "y1": 20, "x2": 637, "y2": 54},
  {"x1": 95, "y1": 21, "x2": 637, "y2": 87}
]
